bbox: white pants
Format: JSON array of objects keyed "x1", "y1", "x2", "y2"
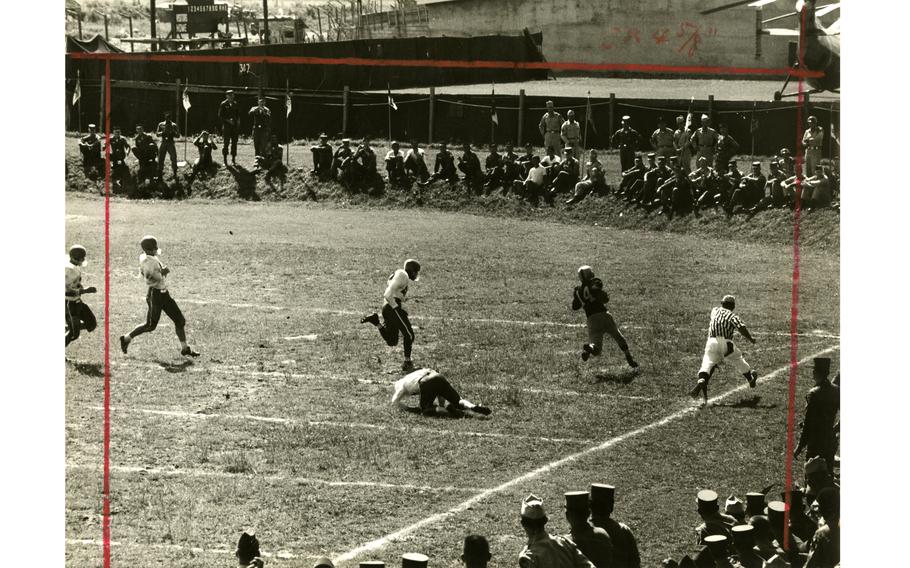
[{"x1": 699, "y1": 337, "x2": 750, "y2": 376}]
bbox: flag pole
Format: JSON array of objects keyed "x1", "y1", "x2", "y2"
[
  {"x1": 286, "y1": 78, "x2": 290, "y2": 167},
  {"x1": 490, "y1": 82, "x2": 495, "y2": 145},
  {"x1": 387, "y1": 82, "x2": 392, "y2": 145},
  {"x1": 750, "y1": 101, "x2": 756, "y2": 162},
  {"x1": 583, "y1": 91, "x2": 590, "y2": 152},
  {"x1": 77, "y1": 69, "x2": 82, "y2": 133},
  {"x1": 183, "y1": 78, "x2": 188, "y2": 163}
]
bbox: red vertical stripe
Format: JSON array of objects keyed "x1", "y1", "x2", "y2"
[{"x1": 103, "y1": 58, "x2": 112, "y2": 568}]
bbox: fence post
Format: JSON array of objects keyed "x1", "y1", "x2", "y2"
[
  {"x1": 608, "y1": 93, "x2": 615, "y2": 148},
  {"x1": 428, "y1": 86, "x2": 435, "y2": 143},
  {"x1": 150, "y1": 0, "x2": 158, "y2": 52},
  {"x1": 342, "y1": 85, "x2": 350, "y2": 135},
  {"x1": 175, "y1": 79, "x2": 181, "y2": 127},
  {"x1": 708, "y1": 94, "x2": 714, "y2": 121},
  {"x1": 99, "y1": 73, "x2": 105, "y2": 133},
  {"x1": 128, "y1": 14, "x2": 135, "y2": 52},
  {"x1": 517, "y1": 89, "x2": 525, "y2": 146}
]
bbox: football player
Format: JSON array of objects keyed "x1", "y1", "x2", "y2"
[
  {"x1": 391, "y1": 367, "x2": 491, "y2": 417},
  {"x1": 572, "y1": 265, "x2": 639, "y2": 368},
  {"x1": 119, "y1": 235, "x2": 199, "y2": 357},
  {"x1": 361, "y1": 259, "x2": 421, "y2": 371},
  {"x1": 65, "y1": 244, "x2": 97, "y2": 347}
]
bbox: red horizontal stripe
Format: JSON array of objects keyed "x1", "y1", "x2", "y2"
[{"x1": 66, "y1": 52, "x2": 824, "y2": 79}]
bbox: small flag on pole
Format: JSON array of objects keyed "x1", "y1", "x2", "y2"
[
  {"x1": 182, "y1": 87, "x2": 191, "y2": 111},
  {"x1": 286, "y1": 92, "x2": 292, "y2": 117},
  {"x1": 491, "y1": 84, "x2": 499, "y2": 125},
  {"x1": 585, "y1": 92, "x2": 597, "y2": 134},
  {"x1": 684, "y1": 97, "x2": 694, "y2": 132},
  {"x1": 388, "y1": 86, "x2": 398, "y2": 111},
  {"x1": 72, "y1": 76, "x2": 81, "y2": 105}
]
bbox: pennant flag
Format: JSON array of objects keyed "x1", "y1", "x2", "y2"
[
  {"x1": 684, "y1": 96, "x2": 694, "y2": 132},
  {"x1": 72, "y1": 77, "x2": 81, "y2": 106},
  {"x1": 286, "y1": 92, "x2": 292, "y2": 117},
  {"x1": 830, "y1": 121, "x2": 839, "y2": 145},
  {"x1": 585, "y1": 93, "x2": 597, "y2": 134},
  {"x1": 387, "y1": 86, "x2": 398, "y2": 111},
  {"x1": 491, "y1": 85, "x2": 498, "y2": 125},
  {"x1": 182, "y1": 87, "x2": 191, "y2": 111}
]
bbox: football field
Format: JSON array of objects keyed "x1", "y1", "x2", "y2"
[{"x1": 64, "y1": 193, "x2": 839, "y2": 567}]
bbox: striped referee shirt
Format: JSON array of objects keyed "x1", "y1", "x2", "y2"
[{"x1": 708, "y1": 307, "x2": 744, "y2": 340}]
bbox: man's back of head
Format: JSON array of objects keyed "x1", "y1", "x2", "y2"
[{"x1": 462, "y1": 534, "x2": 491, "y2": 568}]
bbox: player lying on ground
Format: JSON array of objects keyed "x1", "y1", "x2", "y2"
[
  {"x1": 65, "y1": 244, "x2": 97, "y2": 347},
  {"x1": 572, "y1": 266, "x2": 639, "y2": 368},
  {"x1": 119, "y1": 235, "x2": 200, "y2": 358},
  {"x1": 689, "y1": 294, "x2": 757, "y2": 403},
  {"x1": 391, "y1": 367, "x2": 492, "y2": 417},
  {"x1": 361, "y1": 258, "x2": 421, "y2": 371}
]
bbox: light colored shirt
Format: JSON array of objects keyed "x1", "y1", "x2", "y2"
[
  {"x1": 383, "y1": 268, "x2": 413, "y2": 308},
  {"x1": 526, "y1": 165, "x2": 547, "y2": 185},
  {"x1": 140, "y1": 253, "x2": 168, "y2": 290},
  {"x1": 803, "y1": 126, "x2": 824, "y2": 150},
  {"x1": 519, "y1": 532, "x2": 595, "y2": 568},
  {"x1": 65, "y1": 260, "x2": 83, "y2": 301},
  {"x1": 539, "y1": 111, "x2": 564, "y2": 134},
  {"x1": 540, "y1": 154, "x2": 562, "y2": 169},
  {"x1": 561, "y1": 120, "x2": 581, "y2": 142},
  {"x1": 391, "y1": 368, "x2": 436, "y2": 408},
  {"x1": 651, "y1": 127, "x2": 675, "y2": 148}
]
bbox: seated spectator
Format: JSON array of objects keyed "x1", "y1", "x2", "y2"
[
  {"x1": 562, "y1": 491, "x2": 614, "y2": 568},
  {"x1": 391, "y1": 367, "x2": 491, "y2": 417},
  {"x1": 805, "y1": 487, "x2": 839, "y2": 568},
  {"x1": 331, "y1": 138, "x2": 354, "y2": 180},
  {"x1": 424, "y1": 142, "x2": 458, "y2": 186},
  {"x1": 187, "y1": 130, "x2": 218, "y2": 183},
  {"x1": 518, "y1": 494, "x2": 595, "y2": 568},
  {"x1": 516, "y1": 143, "x2": 538, "y2": 179},
  {"x1": 79, "y1": 124, "x2": 103, "y2": 177},
  {"x1": 766, "y1": 501, "x2": 806, "y2": 565},
  {"x1": 803, "y1": 164, "x2": 832, "y2": 208},
  {"x1": 310, "y1": 133, "x2": 334, "y2": 178},
  {"x1": 483, "y1": 143, "x2": 503, "y2": 192},
  {"x1": 349, "y1": 138, "x2": 384, "y2": 194},
  {"x1": 726, "y1": 161, "x2": 766, "y2": 214},
  {"x1": 640, "y1": 155, "x2": 673, "y2": 209},
  {"x1": 701, "y1": 535, "x2": 736, "y2": 568},
  {"x1": 540, "y1": 145, "x2": 563, "y2": 184},
  {"x1": 694, "y1": 490, "x2": 737, "y2": 545},
  {"x1": 617, "y1": 155, "x2": 646, "y2": 199},
  {"x1": 724, "y1": 497, "x2": 746, "y2": 525},
  {"x1": 385, "y1": 141, "x2": 408, "y2": 187},
  {"x1": 804, "y1": 456, "x2": 838, "y2": 507},
  {"x1": 404, "y1": 141, "x2": 430, "y2": 183},
  {"x1": 747, "y1": 515, "x2": 782, "y2": 561},
  {"x1": 498, "y1": 143, "x2": 523, "y2": 190},
  {"x1": 690, "y1": 157, "x2": 720, "y2": 207},
  {"x1": 263, "y1": 135, "x2": 287, "y2": 187},
  {"x1": 458, "y1": 143, "x2": 483, "y2": 193},
  {"x1": 461, "y1": 535, "x2": 492, "y2": 568},
  {"x1": 549, "y1": 147, "x2": 580, "y2": 197},
  {"x1": 236, "y1": 531, "x2": 264, "y2": 568},
  {"x1": 589, "y1": 484, "x2": 640, "y2": 568},
  {"x1": 518, "y1": 156, "x2": 548, "y2": 206},
  {"x1": 566, "y1": 150, "x2": 607, "y2": 205},
  {"x1": 730, "y1": 525, "x2": 766, "y2": 568}
]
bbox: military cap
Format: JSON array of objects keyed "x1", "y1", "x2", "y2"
[
  {"x1": 200, "y1": 130, "x2": 209, "y2": 136},
  {"x1": 731, "y1": 525, "x2": 755, "y2": 542},
  {"x1": 814, "y1": 357, "x2": 831, "y2": 375},
  {"x1": 751, "y1": 161, "x2": 761, "y2": 167},
  {"x1": 647, "y1": 152, "x2": 656, "y2": 158},
  {"x1": 670, "y1": 155, "x2": 679, "y2": 162},
  {"x1": 590, "y1": 483, "x2": 615, "y2": 508},
  {"x1": 745, "y1": 492, "x2": 766, "y2": 516},
  {"x1": 704, "y1": 535, "x2": 728, "y2": 550},
  {"x1": 721, "y1": 295, "x2": 736, "y2": 306},
  {"x1": 342, "y1": 138, "x2": 351, "y2": 143},
  {"x1": 728, "y1": 159, "x2": 737, "y2": 166},
  {"x1": 546, "y1": 100, "x2": 554, "y2": 106},
  {"x1": 88, "y1": 123, "x2": 97, "y2": 129},
  {"x1": 700, "y1": 114, "x2": 710, "y2": 120},
  {"x1": 766, "y1": 501, "x2": 787, "y2": 518},
  {"x1": 319, "y1": 132, "x2": 329, "y2": 139},
  {"x1": 236, "y1": 531, "x2": 260, "y2": 559},
  {"x1": 314, "y1": 557, "x2": 335, "y2": 568},
  {"x1": 564, "y1": 491, "x2": 590, "y2": 513},
  {"x1": 622, "y1": 115, "x2": 631, "y2": 121},
  {"x1": 69, "y1": 244, "x2": 87, "y2": 257},
  {"x1": 564, "y1": 146, "x2": 574, "y2": 152},
  {"x1": 360, "y1": 562, "x2": 385, "y2": 568},
  {"x1": 657, "y1": 155, "x2": 667, "y2": 161},
  {"x1": 781, "y1": 486, "x2": 805, "y2": 503},
  {"x1": 567, "y1": 109, "x2": 576, "y2": 116},
  {"x1": 807, "y1": 115, "x2": 817, "y2": 122},
  {"x1": 520, "y1": 494, "x2": 546, "y2": 520},
  {"x1": 226, "y1": 89, "x2": 234, "y2": 94},
  {"x1": 805, "y1": 456, "x2": 828, "y2": 475},
  {"x1": 725, "y1": 496, "x2": 745, "y2": 517},
  {"x1": 697, "y1": 489, "x2": 719, "y2": 506},
  {"x1": 401, "y1": 553, "x2": 429, "y2": 568}
]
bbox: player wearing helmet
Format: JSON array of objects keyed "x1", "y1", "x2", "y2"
[
  {"x1": 119, "y1": 235, "x2": 199, "y2": 357},
  {"x1": 572, "y1": 265, "x2": 638, "y2": 368},
  {"x1": 65, "y1": 244, "x2": 97, "y2": 347},
  {"x1": 361, "y1": 259, "x2": 421, "y2": 371}
]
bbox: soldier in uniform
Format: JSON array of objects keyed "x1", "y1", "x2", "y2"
[
  {"x1": 517, "y1": 494, "x2": 595, "y2": 568},
  {"x1": 155, "y1": 111, "x2": 180, "y2": 179},
  {"x1": 634, "y1": 153, "x2": 668, "y2": 207},
  {"x1": 385, "y1": 141, "x2": 408, "y2": 186},
  {"x1": 802, "y1": 115, "x2": 824, "y2": 176},
  {"x1": 726, "y1": 162, "x2": 766, "y2": 214},
  {"x1": 730, "y1": 525, "x2": 766, "y2": 568},
  {"x1": 766, "y1": 501, "x2": 806, "y2": 565},
  {"x1": 187, "y1": 130, "x2": 218, "y2": 183},
  {"x1": 263, "y1": 135, "x2": 286, "y2": 186},
  {"x1": 562, "y1": 491, "x2": 613, "y2": 568},
  {"x1": 249, "y1": 97, "x2": 272, "y2": 162},
  {"x1": 664, "y1": 160, "x2": 696, "y2": 219},
  {"x1": 804, "y1": 488, "x2": 839, "y2": 568},
  {"x1": 691, "y1": 114, "x2": 719, "y2": 167},
  {"x1": 351, "y1": 137, "x2": 383, "y2": 193},
  {"x1": 404, "y1": 141, "x2": 430, "y2": 183},
  {"x1": 701, "y1": 535, "x2": 736, "y2": 568},
  {"x1": 461, "y1": 535, "x2": 492, "y2": 568},
  {"x1": 107, "y1": 126, "x2": 131, "y2": 192},
  {"x1": 458, "y1": 142, "x2": 483, "y2": 193},
  {"x1": 611, "y1": 115, "x2": 641, "y2": 172},
  {"x1": 651, "y1": 116, "x2": 675, "y2": 159},
  {"x1": 310, "y1": 133, "x2": 334, "y2": 178},
  {"x1": 694, "y1": 490, "x2": 738, "y2": 545},
  {"x1": 549, "y1": 147, "x2": 580, "y2": 198},
  {"x1": 65, "y1": 244, "x2": 98, "y2": 347},
  {"x1": 425, "y1": 142, "x2": 458, "y2": 185},
  {"x1": 217, "y1": 89, "x2": 240, "y2": 165},
  {"x1": 674, "y1": 115, "x2": 693, "y2": 172},
  {"x1": 500, "y1": 143, "x2": 522, "y2": 188},
  {"x1": 516, "y1": 142, "x2": 538, "y2": 179},
  {"x1": 714, "y1": 124, "x2": 740, "y2": 175},
  {"x1": 79, "y1": 124, "x2": 103, "y2": 177},
  {"x1": 566, "y1": 150, "x2": 607, "y2": 205},
  {"x1": 132, "y1": 125, "x2": 159, "y2": 186},
  {"x1": 539, "y1": 100, "x2": 564, "y2": 155},
  {"x1": 561, "y1": 110, "x2": 582, "y2": 155},
  {"x1": 540, "y1": 145, "x2": 562, "y2": 186},
  {"x1": 520, "y1": 156, "x2": 548, "y2": 205},
  {"x1": 794, "y1": 357, "x2": 839, "y2": 473},
  {"x1": 690, "y1": 156, "x2": 720, "y2": 207},
  {"x1": 617, "y1": 156, "x2": 646, "y2": 199},
  {"x1": 590, "y1": 484, "x2": 641, "y2": 568},
  {"x1": 802, "y1": 164, "x2": 833, "y2": 208},
  {"x1": 777, "y1": 148, "x2": 796, "y2": 176},
  {"x1": 483, "y1": 143, "x2": 503, "y2": 192},
  {"x1": 746, "y1": 160, "x2": 788, "y2": 216},
  {"x1": 332, "y1": 138, "x2": 354, "y2": 181}
]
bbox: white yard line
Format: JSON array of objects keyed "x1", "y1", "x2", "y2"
[
  {"x1": 331, "y1": 345, "x2": 839, "y2": 565},
  {"x1": 87, "y1": 405, "x2": 595, "y2": 445},
  {"x1": 66, "y1": 463, "x2": 484, "y2": 493},
  {"x1": 65, "y1": 538, "x2": 301, "y2": 560}
]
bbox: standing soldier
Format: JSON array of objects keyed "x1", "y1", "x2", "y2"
[
  {"x1": 590, "y1": 484, "x2": 641, "y2": 568},
  {"x1": 562, "y1": 491, "x2": 614, "y2": 568},
  {"x1": 674, "y1": 115, "x2": 693, "y2": 172},
  {"x1": 155, "y1": 111, "x2": 180, "y2": 180},
  {"x1": 249, "y1": 96, "x2": 271, "y2": 162},
  {"x1": 539, "y1": 100, "x2": 564, "y2": 156},
  {"x1": 119, "y1": 235, "x2": 200, "y2": 358},
  {"x1": 650, "y1": 116, "x2": 675, "y2": 159},
  {"x1": 691, "y1": 114, "x2": 719, "y2": 166},
  {"x1": 713, "y1": 123, "x2": 740, "y2": 175},
  {"x1": 132, "y1": 125, "x2": 159, "y2": 186},
  {"x1": 310, "y1": 133, "x2": 334, "y2": 178},
  {"x1": 802, "y1": 115, "x2": 824, "y2": 176},
  {"x1": 518, "y1": 495, "x2": 595, "y2": 568},
  {"x1": 360, "y1": 259, "x2": 422, "y2": 372},
  {"x1": 794, "y1": 357, "x2": 839, "y2": 473},
  {"x1": 689, "y1": 295, "x2": 758, "y2": 403},
  {"x1": 572, "y1": 265, "x2": 639, "y2": 368},
  {"x1": 610, "y1": 115, "x2": 641, "y2": 173},
  {"x1": 65, "y1": 244, "x2": 98, "y2": 347},
  {"x1": 561, "y1": 110, "x2": 582, "y2": 155},
  {"x1": 218, "y1": 89, "x2": 240, "y2": 165},
  {"x1": 79, "y1": 124, "x2": 102, "y2": 177},
  {"x1": 107, "y1": 126, "x2": 131, "y2": 192}
]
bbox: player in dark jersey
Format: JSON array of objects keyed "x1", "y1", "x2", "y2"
[{"x1": 572, "y1": 265, "x2": 639, "y2": 368}]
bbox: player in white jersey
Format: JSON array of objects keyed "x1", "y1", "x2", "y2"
[
  {"x1": 119, "y1": 235, "x2": 199, "y2": 357},
  {"x1": 392, "y1": 367, "x2": 491, "y2": 417},
  {"x1": 361, "y1": 259, "x2": 421, "y2": 371},
  {"x1": 689, "y1": 295, "x2": 757, "y2": 403},
  {"x1": 65, "y1": 244, "x2": 97, "y2": 347}
]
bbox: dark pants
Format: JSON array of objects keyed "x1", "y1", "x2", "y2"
[
  {"x1": 222, "y1": 123, "x2": 238, "y2": 159},
  {"x1": 619, "y1": 148, "x2": 635, "y2": 172},
  {"x1": 65, "y1": 300, "x2": 97, "y2": 346},
  {"x1": 253, "y1": 128, "x2": 270, "y2": 158},
  {"x1": 157, "y1": 139, "x2": 178, "y2": 176},
  {"x1": 418, "y1": 374, "x2": 462, "y2": 411},
  {"x1": 128, "y1": 288, "x2": 187, "y2": 342},
  {"x1": 379, "y1": 303, "x2": 414, "y2": 358}
]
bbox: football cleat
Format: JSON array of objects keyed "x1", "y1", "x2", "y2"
[
  {"x1": 360, "y1": 312, "x2": 380, "y2": 326},
  {"x1": 747, "y1": 370, "x2": 758, "y2": 388},
  {"x1": 625, "y1": 352, "x2": 639, "y2": 368},
  {"x1": 689, "y1": 378, "x2": 706, "y2": 399},
  {"x1": 119, "y1": 335, "x2": 129, "y2": 354},
  {"x1": 181, "y1": 346, "x2": 200, "y2": 357},
  {"x1": 581, "y1": 344, "x2": 593, "y2": 362},
  {"x1": 401, "y1": 360, "x2": 415, "y2": 372},
  {"x1": 472, "y1": 405, "x2": 492, "y2": 416}
]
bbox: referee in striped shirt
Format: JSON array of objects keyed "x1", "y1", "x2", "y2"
[{"x1": 689, "y1": 295, "x2": 757, "y2": 403}]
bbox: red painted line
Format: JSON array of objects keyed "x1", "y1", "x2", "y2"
[
  {"x1": 66, "y1": 51, "x2": 825, "y2": 79},
  {"x1": 103, "y1": 59, "x2": 112, "y2": 568}
]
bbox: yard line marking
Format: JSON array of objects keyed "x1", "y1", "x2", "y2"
[
  {"x1": 87, "y1": 405, "x2": 595, "y2": 445},
  {"x1": 65, "y1": 538, "x2": 300, "y2": 560},
  {"x1": 67, "y1": 463, "x2": 485, "y2": 493},
  {"x1": 332, "y1": 345, "x2": 839, "y2": 565},
  {"x1": 180, "y1": 297, "x2": 839, "y2": 339}
]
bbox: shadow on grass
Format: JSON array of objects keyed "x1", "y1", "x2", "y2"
[
  {"x1": 593, "y1": 367, "x2": 639, "y2": 385},
  {"x1": 71, "y1": 361, "x2": 104, "y2": 377},
  {"x1": 711, "y1": 395, "x2": 777, "y2": 409},
  {"x1": 156, "y1": 359, "x2": 195, "y2": 373},
  {"x1": 226, "y1": 164, "x2": 261, "y2": 201}
]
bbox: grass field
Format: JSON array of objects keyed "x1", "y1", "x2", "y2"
[{"x1": 64, "y1": 191, "x2": 839, "y2": 567}]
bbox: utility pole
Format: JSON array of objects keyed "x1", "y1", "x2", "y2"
[
  {"x1": 263, "y1": 0, "x2": 270, "y2": 44},
  {"x1": 150, "y1": 0, "x2": 158, "y2": 52}
]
